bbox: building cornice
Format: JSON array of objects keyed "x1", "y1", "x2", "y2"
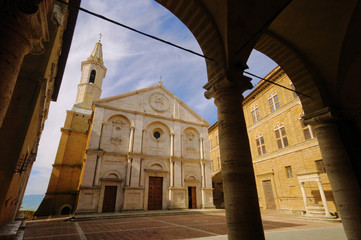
[{"x1": 95, "y1": 103, "x2": 209, "y2": 127}]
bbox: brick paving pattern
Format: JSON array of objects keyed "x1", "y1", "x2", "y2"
[{"x1": 23, "y1": 212, "x2": 344, "y2": 240}]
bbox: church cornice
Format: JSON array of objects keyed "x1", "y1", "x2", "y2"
[
  {"x1": 81, "y1": 60, "x2": 107, "y2": 72},
  {"x1": 95, "y1": 84, "x2": 209, "y2": 126},
  {"x1": 53, "y1": 163, "x2": 83, "y2": 168},
  {"x1": 61, "y1": 127, "x2": 88, "y2": 134},
  {"x1": 94, "y1": 103, "x2": 209, "y2": 127}
]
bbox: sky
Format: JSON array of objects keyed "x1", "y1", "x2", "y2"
[{"x1": 25, "y1": 0, "x2": 277, "y2": 195}]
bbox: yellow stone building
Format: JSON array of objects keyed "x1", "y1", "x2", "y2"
[
  {"x1": 209, "y1": 66, "x2": 337, "y2": 217},
  {"x1": 36, "y1": 41, "x2": 106, "y2": 216}
]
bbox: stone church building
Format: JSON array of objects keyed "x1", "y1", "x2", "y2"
[{"x1": 36, "y1": 41, "x2": 214, "y2": 215}]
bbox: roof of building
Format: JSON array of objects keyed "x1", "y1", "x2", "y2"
[{"x1": 88, "y1": 41, "x2": 104, "y2": 64}]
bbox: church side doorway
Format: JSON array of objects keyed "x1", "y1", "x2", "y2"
[
  {"x1": 262, "y1": 180, "x2": 276, "y2": 209},
  {"x1": 102, "y1": 186, "x2": 117, "y2": 212},
  {"x1": 188, "y1": 186, "x2": 197, "y2": 209},
  {"x1": 148, "y1": 177, "x2": 163, "y2": 210}
]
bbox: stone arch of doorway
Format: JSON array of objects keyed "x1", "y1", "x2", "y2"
[
  {"x1": 254, "y1": 32, "x2": 326, "y2": 115},
  {"x1": 143, "y1": 170, "x2": 168, "y2": 210},
  {"x1": 59, "y1": 204, "x2": 72, "y2": 215},
  {"x1": 98, "y1": 180, "x2": 124, "y2": 213}
]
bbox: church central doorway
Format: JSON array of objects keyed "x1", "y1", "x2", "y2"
[
  {"x1": 102, "y1": 186, "x2": 117, "y2": 212},
  {"x1": 148, "y1": 177, "x2": 163, "y2": 210},
  {"x1": 188, "y1": 186, "x2": 196, "y2": 209},
  {"x1": 262, "y1": 180, "x2": 276, "y2": 209}
]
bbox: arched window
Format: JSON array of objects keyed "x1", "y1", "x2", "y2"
[
  {"x1": 274, "y1": 122, "x2": 288, "y2": 149},
  {"x1": 255, "y1": 133, "x2": 266, "y2": 156},
  {"x1": 89, "y1": 70, "x2": 96, "y2": 84},
  {"x1": 268, "y1": 91, "x2": 280, "y2": 112}
]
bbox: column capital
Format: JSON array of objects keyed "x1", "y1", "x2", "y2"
[
  {"x1": 2, "y1": 0, "x2": 52, "y2": 55},
  {"x1": 203, "y1": 68, "x2": 252, "y2": 101}
]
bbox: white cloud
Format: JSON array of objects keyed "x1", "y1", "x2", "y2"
[{"x1": 25, "y1": 0, "x2": 276, "y2": 195}]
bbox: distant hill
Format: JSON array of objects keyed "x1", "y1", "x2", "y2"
[{"x1": 21, "y1": 194, "x2": 44, "y2": 211}]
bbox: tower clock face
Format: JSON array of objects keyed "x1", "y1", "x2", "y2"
[{"x1": 149, "y1": 92, "x2": 169, "y2": 112}]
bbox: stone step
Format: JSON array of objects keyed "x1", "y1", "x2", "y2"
[
  {"x1": 308, "y1": 212, "x2": 327, "y2": 216},
  {"x1": 298, "y1": 215, "x2": 340, "y2": 223},
  {"x1": 307, "y1": 204, "x2": 324, "y2": 209}
]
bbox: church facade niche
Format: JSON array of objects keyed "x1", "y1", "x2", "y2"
[
  {"x1": 100, "y1": 115, "x2": 131, "y2": 153},
  {"x1": 182, "y1": 127, "x2": 200, "y2": 159}
]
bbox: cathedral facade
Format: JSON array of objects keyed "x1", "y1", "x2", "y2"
[{"x1": 37, "y1": 41, "x2": 214, "y2": 215}]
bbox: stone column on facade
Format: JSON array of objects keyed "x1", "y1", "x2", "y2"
[
  {"x1": 316, "y1": 180, "x2": 331, "y2": 217},
  {"x1": 200, "y1": 161, "x2": 205, "y2": 208},
  {"x1": 304, "y1": 108, "x2": 361, "y2": 240},
  {"x1": 299, "y1": 182, "x2": 309, "y2": 215},
  {"x1": 169, "y1": 133, "x2": 175, "y2": 203},
  {"x1": 128, "y1": 127, "x2": 135, "y2": 153},
  {"x1": 0, "y1": 4, "x2": 36, "y2": 127},
  {"x1": 169, "y1": 159, "x2": 174, "y2": 187},
  {"x1": 93, "y1": 154, "x2": 103, "y2": 186},
  {"x1": 204, "y1": 70, "x2": 265, "y2": 240},
  {"x1": 170, "y1": 133, "x2": 174, "y2": 157},
  {"x1": 200, "y1": 162, "x2": 205, "y2": 188},
  {"x1": 126, "y1": 157, "x2": 131, "y2": 187},
  {"x1": 199, "y1": 136, "x2": 204, "y2": 160}
]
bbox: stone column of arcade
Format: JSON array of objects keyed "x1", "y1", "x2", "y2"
[
  {"x1": 0, "y1": 3, "x2": 34, "y2": 127},
  {"x1": 304, "y1": 108, "x2": 361, "y2": 240},
  {"x1": 205, "y1": 72, "x2": 265, "y2": 240}
]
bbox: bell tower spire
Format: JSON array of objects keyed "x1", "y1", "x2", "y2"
[{"x1": 75, "y1": 39, "x2": 107, "y2": 109}]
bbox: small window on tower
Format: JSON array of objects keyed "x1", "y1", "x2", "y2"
[{"x1": 89, "y1": 70, "x2": 96, "y2": 84}]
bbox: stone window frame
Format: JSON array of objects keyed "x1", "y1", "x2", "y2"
[
  {"x1": 216, "y1": 134, "x2": 219, "y2": 145},
  {"x1": 209, "y1": 139, "x2": 212, "y2": 150},
  {"x1": 285, "y1": 165, "x2": 294, "y2": 178},
  {"x1": 299, "y1": 111, "x2": 315, "y2": 140},
  {"x1": 251, "y1": 104, "x2": 261, "y2": 123},
  {"x1": 274, "y1": 122, "x2": 289, "y2": 149},
  {"x1": 210, "y1": 159, "x2": 214, "y2": 172},
  {"x1": 268, "y1": 91, "x2": 280, "y2": 112},
  {"x1": 315, "y1": 159, "x2": 326, "y2": 173},
  {"x1": 217, "y1": 154, "x2": 221, "y2": 170},
  {"x1": 152, "y1": 127, "x2": 165, "y2": 141},
  {"x1": 255, "y1": 132, "x2": 266, "y2": 156}
]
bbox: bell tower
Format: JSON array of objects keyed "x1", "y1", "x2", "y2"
[
  {"x1": 36, "y1": 40, "x2": 107, "y2": 217},
  {"x1": 75, "y1": 40, "x2": 107, "y2": 109}
]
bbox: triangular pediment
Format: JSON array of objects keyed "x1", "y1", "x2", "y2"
[{"x1": 94, "y1": 84, "x2": 209, "y2": 126}]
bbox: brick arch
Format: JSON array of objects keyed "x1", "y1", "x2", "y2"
[
  {"x1": 254, "y1": 32, "x2": 326, "y2": 114},
  {"x1": 155, "y1": 0, "x2": 226, "y2": 81}
]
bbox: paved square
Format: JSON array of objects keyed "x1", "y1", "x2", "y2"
[{"x1": 24, "y1": 211, "x2": 346, "y2": 240}]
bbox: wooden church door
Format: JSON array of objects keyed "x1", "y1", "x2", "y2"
[
  {"x1": 102, "y1": 186, "x2": 117, "y2": 212},
  {"x1": 148, "y1": 177, "x2": 163, "y2": 210}
]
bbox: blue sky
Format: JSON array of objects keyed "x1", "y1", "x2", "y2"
[{"x1": 25, "y1": 0, "x2": 277, "y2": 195}]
